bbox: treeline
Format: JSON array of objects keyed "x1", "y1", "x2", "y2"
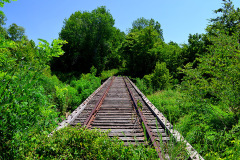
[
  {"x1": 1, "y1": 0, "x2": 240, "y2": 159},
  {"x1": 49, "y1": 6, "x2": 203, "y2": 90}
]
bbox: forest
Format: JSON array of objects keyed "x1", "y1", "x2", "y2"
[{"x1": 0, "y1": 0, "x2": 239, "y2": 159}]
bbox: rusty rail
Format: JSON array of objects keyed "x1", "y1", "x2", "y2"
[
  {"x1": 83, "y1": 76, "x2": 115, "y2": 128},
  {"x1": 123, "y1": 77, "x2": 164, "y2": 160}
]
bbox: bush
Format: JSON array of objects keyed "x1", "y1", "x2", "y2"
[
  {"x1": 0, "y1": 70, "x2": 60, "y2": 159},
  {"x1": 70, "y1": 73, "x2": 101, "y2": 102},
  {"x1": 100, "y1": 68, "x2": 119, "y2": 80},
  {"x1": 21, "y1": 126, "x2": 159, "y2": 159},
  {"x1": 152, "y1": 62, "x2": 171, "y2": 90},
  {"x1": 135, "y1": 62, "x2": 171, "y2": 95}
]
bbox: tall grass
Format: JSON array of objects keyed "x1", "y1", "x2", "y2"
[{"x1": 147, "y1": 89, "x2": 240, "y2": 159}]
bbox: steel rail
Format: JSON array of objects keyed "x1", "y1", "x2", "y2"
[
  {"x1": 123, "y1": 77, "x2": 164, "y2": 160},
  {"x1": 83, "y1": 76, "x2": 115, "y2": 128}
]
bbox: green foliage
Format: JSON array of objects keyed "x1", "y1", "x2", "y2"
[
  {"x1": 145, "y1": 4, "x2": 240, "y2": 158},
  {"x1": 0, "y1": 25, "x2": 69, "y2": 158},
  {"x1": 0, "y1": 0, "x2": 17, "y2": 15},
  {"x1": 181, "y1": 33, "x2": 240, "y2": 117},
  {"x1": 20, "y1": 126, "x2": 159, "y2": 159},
  {"x1": 70, "y1": 73, "x2": 101, "y2": 104},
  {"x1": 137, "y1": 100, "x2": 143, "y2": 110},
  {"x1": 122, "y1": 26, "x2": 161, "y2": 77},
  {"x1": 147, "y1": 90, "x2": 183, "y2": 124},
  {"x1": 168, "y1": 4, "x2": 240, "y2": 158},
  {"x1": 38, "y1": 70, "x2": 101, "y2": 116},
  {"x1": 142, "y1": 74, "x2": 153, "y2": 89},
  {"x1": 0, "y1": 36, "x2": 16, "y2": 70},
  {"x1": 0, "y1": 47, "x2": 60, "y2": 159},
  {"x1": 100, "y1": 68, "x2": 119, "y2": 80},
  {"x1": 207, "y1": 0, "x2": 240, "y2": 36},
  {"x1": 135, "y1": 62, "x2": 171, "y2": 94},
  {"x1": 152, "y1": 62, "x2": 171, "y2": 90},
  {"x1": 131, "y1": 17, "x2": 164, "y2": 40},
  {"x1": 153, "y1": 41, "x2": 182, "y2": 79},
  {"x1": 162, "y1": 1, "x2": 240, "y2": 158},
  {"x1": 1, "y1": 0, "x2": 240, "y2": 159},
  {"x1": 180, "y1": 33, "x2": 207, "y2": 69},
  {"x1": 53, "y1": 6, "x2": 119, "y2": 75},
  {"x1": 122, "y1": 17, "x2": 185, "y2": 80},
  {"x1": 46, "y1": 71, "x2": 101, "y2": 116},
  {"x1": 55, "y1": 85, "x2": 71, "y2": 114},
  {"x1": 147, "y1": 90, "x2": 240, "y2": 159},
  {"x1": 105, "y1": 28, "x2": 125, "y2": 70},
  {"x1": 38, "y1": 38, "x2": 67, "y2": 65},
  {"x1": 135, "y1": 77, "x2": 152, "y2": 95},
  {"x1": 0, "y1": 13, "x2": 6, "y2": 25},
  {"x1": 7, "y1": 23, "x2": 26, "y2": 41},
  {"x1": 101, "y1": 68, "x2": 118, "y2": 78}
]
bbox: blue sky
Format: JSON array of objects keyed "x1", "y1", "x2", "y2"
[{"x1": 2, "y1": 0, "x2": 240, "y2": 45}]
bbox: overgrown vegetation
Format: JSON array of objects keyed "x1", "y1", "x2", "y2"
[
  {"x1": 147, "y1": 90, "x2": 240, "y2": 159},
  {"x1": 100, "y1": 68, "x2": 119, "y2": 80},
  {"x1": 1, "y1": 0, "x2": 240, "y2": 159},
  {"x1": 0, "y1": 2, "x2": 102, "y2": 158},
  {"x1": 20, "y1": 126, "x2": 159, "y2": 159},
  {"x1": 140, "y1": 1, "x2": 240, "y2": 159}
]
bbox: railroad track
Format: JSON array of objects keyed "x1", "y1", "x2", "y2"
[{"x1": 54, "y1": 76, "x2": 204, "y2": 160}]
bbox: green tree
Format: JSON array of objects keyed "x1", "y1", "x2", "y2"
[
  {"x1": 207, "y1": 0, "x2": 240, "y2": 36},
  {"x1": 0, "y1": 14, "x2": 8, "y2": 38},
  {"x1": 181, "y1": 33, "x2": 208, "y2": 67},
  {"x1": 0, "y1": 13, "x2": 6, "y2": 25},
  {"x1": 122, "y1": 26, "x2": 162, "y2": 77},
  {"x1": 180, "y1": 0, "x2": 240, "y2": 123},
  {"x1": 152, "y1": 62, "x2": 171, "y2": 90},
  {"x1": 150, "y1": 40, "x2": 182, "y2": 80},
  {"x1": 105, "y1": 27, "x2": 125, "y2": 69},
  {"x1": 7, "y1": 23, "x2": 26, "y2": 41},
  {"x1": 52, "y1": 6, "x2": 116, "y2": 75},
  {"x1": 182, "y1": 33, "x2": 240, "y2": 117},
  {"x1": 131, "y1": 17, "x2": 164, "y2": 40}
]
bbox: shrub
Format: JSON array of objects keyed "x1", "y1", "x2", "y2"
[
  {"x1": 135, "y1": 62, "x2": 171, "y2": 95},
  {"x1": 0, "y1": 70, "x2": 59, "y2": 159},
  {"x1": 70, "y1": 73, "x2": 101, "y2": 102},
  {"x1": 152, "y1": 62, "x2": 171, "y2": 90},
  {"x1": 100, "y1": 68, "x2": 119, "y2": 80},
  {"x1": 21, "y1": 126, "x2": 159, "y2": 159}
]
